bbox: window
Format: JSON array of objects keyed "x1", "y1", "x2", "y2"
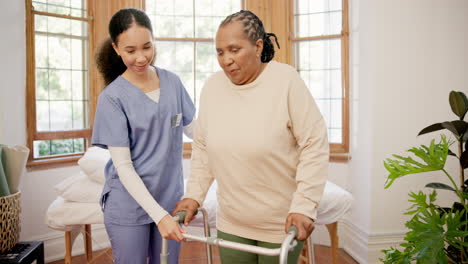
[
  {"x1": 26, "y1": 0, "x2": 92, "y2": 166},
  {"x1": 145, "y1": 0, "x2": 241, "y2": 156},
  {"x1": 145, "y1": 0, "x2": 242, "y2": 112},
  {"x1": 143, "y1": 0, "x2": 349, "y2": 160},
  {"x1": 292, "y1": 0, "x2": 350, "y2": 155}
]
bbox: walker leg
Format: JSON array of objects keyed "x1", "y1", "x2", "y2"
[
  {"x1": 199, "y1": 208, "x2": 213, "y2": 264},
  {"x1": 84, "y1": 224, "x2": 93, "y2": 262},
  {"x1": 65, "y1": 231, "x2": 72, "y2": 264},
  {"x1": 307, "y1": 235, "x2": 315, "y2": 264},
  {"x1": 326, "y1": 222, "x2": 339, "y2": 264}
]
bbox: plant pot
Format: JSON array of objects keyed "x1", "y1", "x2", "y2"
[{"x1": 0, "y1": 191, "x2": 21, "y2": 253}]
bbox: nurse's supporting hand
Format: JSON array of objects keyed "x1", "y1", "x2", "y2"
[
  {"x1": 171, "y1": 198, "x2": 200, "y2": 226},
  {"x1": 158, "y1": 214, "x2": 186, "y2": 242},
  {"x1": 285, "y1": 213, "x2": 315, "y2": 241}
]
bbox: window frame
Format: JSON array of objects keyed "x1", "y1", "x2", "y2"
[
  {"x1": 25, "y1": 0, "x2": 95, "y2": 168},
  {"x1": 143, "y1": 0, "x2": 245, "y2": 158},
  {"x1": 288, "y1": 0, "x2": 350, "y2": 161}
]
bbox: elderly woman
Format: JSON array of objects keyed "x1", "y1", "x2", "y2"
[{"x1": 174, "y1": 10, "x2": 329, "y2": 264}]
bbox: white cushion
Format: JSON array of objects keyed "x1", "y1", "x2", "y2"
[
  {"x1": 77, "y1": 147, "x2": 110, "y2": 184},
  {"x1": 315, "y1": 181, "x2": 353, "y2": 225},
  {"x1": 46, "y1": 197, "x2": 103, "y2": 231},
  {"x1": 54, "y1": 171, "x2": 103, "y2": 203}
]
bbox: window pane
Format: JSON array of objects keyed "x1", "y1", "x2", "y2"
[
  {"x1": 33, "y1": 138, "x2": 85, "y2": 158},
  {"x1": 295, "y1": 11, "x2": 341, "y2": 37},
  {"x1": 195, "y1": 42, "x2": 219, "y2": 105},
  {"x1": 297, "y1": 0, "x2": 342, "y2": 14},
  {"x1": 33, "y1": 140, "x2": 50, "y2": 158},
  {"x1": 50, "y1": 101, "x2": 73, "y2": 130},
  {"x1": 294, "y1": 39, "x2": 343, "y2": 144},
  {"x1": 36, "y1": 69, "x2": 48, "y2": 100},
  {"x1": 150, "y1": 0, "x2": 194, "y2": 38},
  {"x1": 72, "y1": 101, "x2": 89, "y2": 129},
  {"x1": 47, "y1": 36, "x2": 71, "y2": 69},
  {"x1": 33, "y1": 0, "x2": 87, "y2": 18},
  {"x1": 329, "y1": 128, "x2": 342, "y2": 144},
  {"x1": 35, "y1": 35, "x2": 48, "y2": 67},
  {"x1": 194, "y1": 0, "x2": 239, "y2": 38},
  {"x1": 195, "y1": 16, "x2": 216, "y2": 38},
  {"x1": 331, "y1": 99, "x2": 342, "y2": 129},
  {"x1": 71, "y1": 70, "x2": 88, "y2": 100},
  {"x1": 48, "y1": 69, "x2": 72, "y2": 100},
  {"x1": 71, "y1": 38, "x2": 87, "y2": 70},
  {"x1": 36, "y1": 101, "x2": 50, "y2": 131}
]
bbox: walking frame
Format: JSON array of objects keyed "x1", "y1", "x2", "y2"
[{"x1": 161, "y1": 208, "x2": 299, "y2": 264}]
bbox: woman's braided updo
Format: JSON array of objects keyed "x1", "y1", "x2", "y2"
[{"x1": 220, "y1": 10, "x2": 280, "y2": 63}]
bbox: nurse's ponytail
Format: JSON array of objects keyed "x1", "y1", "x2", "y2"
[
  {"x1": 95, "y1": 8, "x2": 154, "y2": 85},
  {"x1": 96, "y1": 38, "x2": 126, "y2": 85}
]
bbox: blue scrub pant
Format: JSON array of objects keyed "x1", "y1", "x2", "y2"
[{"x1": 105, "y1": 222, "x2": 181, "y2": 264}]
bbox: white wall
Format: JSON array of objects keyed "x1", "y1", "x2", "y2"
[
  {"x1": 1, "y1": 0, "x2": 467, "y2": 263},
  {"x1": 340, "y1": 0, "x2": 468, "y2": 263}
]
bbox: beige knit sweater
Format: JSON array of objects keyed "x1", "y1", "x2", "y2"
[{"x1": 184, "y1": 61, "x2": 329, "y2": 243}]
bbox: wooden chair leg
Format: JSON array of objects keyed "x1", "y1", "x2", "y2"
[
  {"x1": 64, "y1": 231, "x2": 72, "y2": 264},
  {"x1": 84, "y1": 224, "x2": 93, "y2": 262},
  {"x1": 326, "y1": 222, "x2": 339, "y2": 264}
]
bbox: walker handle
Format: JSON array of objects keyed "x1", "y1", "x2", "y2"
[
  {"x1": 173, "y1": 210, "x2": 198, "y2": 224},
  {"x1": 287, "y1": 226, "x2": 298, "y2": 239}
]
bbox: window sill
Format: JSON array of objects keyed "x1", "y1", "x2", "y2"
[
  {"x1": 26, "y1": 154, "x2": 82, "y2": 171},
  {"x1": 330, "y1": 153, "x2": 352, "y2": 163}
]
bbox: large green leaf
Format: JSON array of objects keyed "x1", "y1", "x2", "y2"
[
  {"x1": 418, "y1": 123, "x2": 444, "y2": 136},
  {"x1": 451, "y1": 120, "x2": 468, "y2": 136},
  {"x1": 442, "y1": 121, "x2": 460, "y2": 136},
  {"x1": 449, "y1": 91, "x2": 468, "y2": 120},
  {"x1": 425, "y1": 182, "x2": 456, "y2": 192},
  {"x1": 380, "y1": 248, "x2": 414, "y2": 264},
  {"x1": 403, "y1": 192, "x2": 468, "y2": 264},
  {"x1": 405, "y1": 204, "x2": 447, "y2": 263},
  {"x1": 461, "y1": 150, "x2": 468, "y2": 169},
  {"x1": 384, "y1": 136, "x2": 449, "y2": 188}
]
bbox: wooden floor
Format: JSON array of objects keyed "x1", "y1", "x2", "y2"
[{"x1": 48, "y1": 241, "x2": 358, "y2": 264}]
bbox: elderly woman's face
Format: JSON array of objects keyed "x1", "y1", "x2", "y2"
[{"x1": 215, "y1": 21, "x2": 263, "y2": 85}]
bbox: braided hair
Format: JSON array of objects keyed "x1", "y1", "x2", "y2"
[
  {"x1": 220, "y1": 10, "x2": 280, "y2": 63},
  {"x1": 96, "y1": 8, "x2": 153, "y2": 85}
]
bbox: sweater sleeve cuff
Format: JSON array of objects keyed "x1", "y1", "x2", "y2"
[{"x1": 288, "y1": 201, "x2": 318, "y2": 221}]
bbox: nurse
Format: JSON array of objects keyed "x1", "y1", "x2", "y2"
[{"x1": 92, "y1": 8, "x2": 195, "y2": 264}]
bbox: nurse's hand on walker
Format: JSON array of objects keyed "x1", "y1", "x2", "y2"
[
  {"x1": 158, "y1": 214, "x2": 186, "y2": 242},
  {"x1": 171, "y1": 198, "x2": 200, "y2": 226},
  {"x1": 285, "y1": 213, "x2": 315, "y2": 241}
]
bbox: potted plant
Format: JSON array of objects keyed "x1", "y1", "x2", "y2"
[{"x1": 380, "y1": 91, "x2": 468, "y2": 264}]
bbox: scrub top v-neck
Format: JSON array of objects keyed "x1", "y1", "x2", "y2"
[{"x1": 92, "y1": 66, "x2": 195, "y2": 225}]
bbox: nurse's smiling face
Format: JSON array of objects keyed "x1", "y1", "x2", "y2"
[{"x1": 112, "y1": 24, "x2": 155, "y2": 76}]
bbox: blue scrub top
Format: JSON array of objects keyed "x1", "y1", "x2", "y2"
[{"x1": 92, "y1": 66, "x2": 195, "y2": 225}]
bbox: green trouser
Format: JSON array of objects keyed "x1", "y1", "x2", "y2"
[{"x1": 217, "y1": 230, "x2": 304, "y2": 264}]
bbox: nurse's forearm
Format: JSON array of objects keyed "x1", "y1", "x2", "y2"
[{"x1": 108, "y1": 146, "x2": 168, "y2": 224}]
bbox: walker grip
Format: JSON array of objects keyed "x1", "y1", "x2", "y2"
[
  {"x1": 287, "y1": 226, "x2": 298, "y2": 238},
  {"x1": 174, "y1": 210, "x2": 198, "y2": 223}
]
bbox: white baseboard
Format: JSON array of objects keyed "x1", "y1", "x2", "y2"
[
  {"x1": 340, "y1": 219, "x2": 406, "y2": 264},
  {"x1": 27, "y1": 225, "x2": 110, "y2": 263}
]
